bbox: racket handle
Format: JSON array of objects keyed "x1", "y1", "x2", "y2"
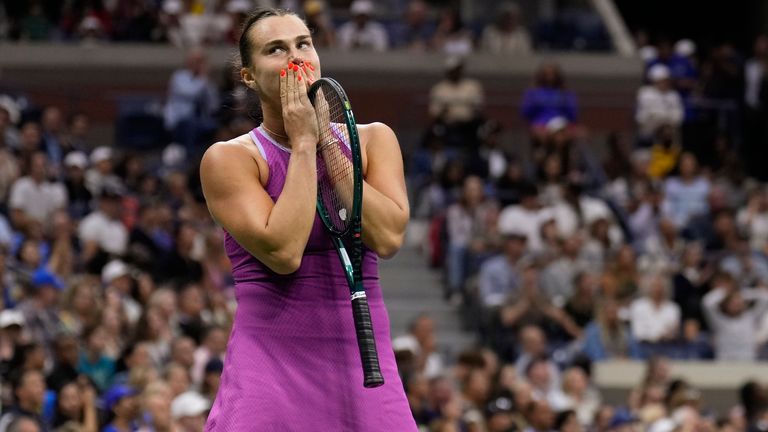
[{"x1": 351, "y1": 295, "x2": 384, "y2": 388}]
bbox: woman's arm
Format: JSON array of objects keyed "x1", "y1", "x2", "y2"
[
  {"x1": 200, "y1": 142, "x2": 317, "y2": 274},
  {"x1": 201, "y1": 67, "x2": 318, "y2": 274},
  {"x1": 360, "y1": 123, "x2": 410, "y2": 258}
]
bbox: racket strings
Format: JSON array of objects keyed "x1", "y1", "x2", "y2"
[{"x1": 316, "y1": 84, "x2": 355, "y2": 233}]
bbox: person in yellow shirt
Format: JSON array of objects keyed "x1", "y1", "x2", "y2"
[{"x1": 648, "y1": 125, "x2": 681, "y2": 179}]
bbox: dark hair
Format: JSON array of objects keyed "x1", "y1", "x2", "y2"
[{"x1": 239, "y1": 8, "x2": 298, "y2": 68}]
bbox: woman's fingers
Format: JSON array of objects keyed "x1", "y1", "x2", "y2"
[{"x1": 279, "y1": 67, "x2": 288, "y2": 110}]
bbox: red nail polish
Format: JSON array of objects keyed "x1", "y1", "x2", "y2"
[
  {"x1": 280, "y1": 69, "x2": 286, "y2": 77},
  {"x1": 293, "y1": 64, "x2": 299, "y2": 72},
  {"x1": 297, "y1": 75, "x2": 302, "y2": 81},
  {"x1": 309, "y1": 64, "x2": 315, "y2": 71}
]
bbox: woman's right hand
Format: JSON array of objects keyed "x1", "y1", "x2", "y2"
[{"x1": 280, "y1": 63, "x2": 318, "y2": 153}]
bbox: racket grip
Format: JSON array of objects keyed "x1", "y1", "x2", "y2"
[{"x1": 351, "y1": 295, "x2": 384, "y2": 388}]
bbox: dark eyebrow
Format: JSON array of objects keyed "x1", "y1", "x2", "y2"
[{"x1": 263, "y1": 34, "x2": 312, "y2": 47}]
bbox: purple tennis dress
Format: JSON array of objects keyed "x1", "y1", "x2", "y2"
[{"x1": 205, "y1": 127, "x2": 417, "y2": 431}]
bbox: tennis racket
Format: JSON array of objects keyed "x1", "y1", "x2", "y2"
[{"x1": 307, "y1": 77, "x2": 384, "y2": 388}]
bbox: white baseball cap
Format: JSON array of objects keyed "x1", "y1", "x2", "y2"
[
  {"x1": 171, "y1": 391, "x2": 211, "y2": 419},
  {"x1": 64, "y1": 151, "x2": 89, "y2": 169},
  {"x1": 0, "y1": 309, "x2": 25, "y2": 328},
  {"x1": 350, "y1": 0, "x2": 374, "y2": 16},
  {"x1": 648, "y1": 64, "x2": 671, "y2": 82},
  {"x1": 102, "y1": 260, "x2": 130, "y2": 285},
  {"x1": 674, "y1": 39, "x2": 696, "y2": 57},
  {"x1": 90, "y1": 146, "x2": 113, "y2": 164}
]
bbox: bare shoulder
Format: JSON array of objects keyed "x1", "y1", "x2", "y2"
[
  {"x1": 200, "y1": 134, "x2": 265, "y2": 188},
  {"x1": 357, "y1": 122, "x2": 400, "y2": 154}
]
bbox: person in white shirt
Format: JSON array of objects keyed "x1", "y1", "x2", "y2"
[
  {"x1": 480, "y1": 2, "x2": 532, "y2": 54},
  {"x1": 8, "y1": 152, "x2": 67, "y2": 230},
  {"x1": 636, "y1": 64, "x2": 683, "y2": 145},
  {"x1": 336, "y1": 0, "x2": 389, "y2": 52},
  {"x1": 78, "y1": 188, "x2": 128, "y2": 265},
  {"x1": 630, "y1": 273, "x2": 681, "y2": 343},
  {"x1": 498, "y1": 183, "x2": 553, "y2": 254},
  {"x1": 702, "y1": 273, "x2": 768, "y2": 361}
]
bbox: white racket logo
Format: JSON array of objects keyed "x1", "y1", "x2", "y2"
[{"x1": 339, "y1": 208, "x2": 347, "y2": 221}]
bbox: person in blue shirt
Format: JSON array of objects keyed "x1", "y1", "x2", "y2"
[
  {"x1": 521, "y1": 63, "x2": 578, "y2": 146},
  {"x1": 101, "y1": 385, "x2": 140, "y2": 432}
]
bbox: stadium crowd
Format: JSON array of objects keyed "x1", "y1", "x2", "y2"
[
  {"x1": 396, "y1": 31, "x2": 768, "y2": 432},
  {"x1": 0, "y1": 2, "x2": 767, "y2": 432},
  {"x1": 0, "y1": 0, "x2": 608, "y2": 53}
]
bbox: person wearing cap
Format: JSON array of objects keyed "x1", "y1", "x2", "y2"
[
  {"x1": 304, "y1": 0, "x2": 335, "y2": 48},
  {"x1": 16, "y1": 268, "x2": 65, "y2": 352},
  {"x1": 337, "y1": 0, "x2": 389, "y2": 51},
  {"x1": 84, "y1": 145, "x2": 123, "y2": 197},
  {"x1": 8, "y1": 151, "x2": 67, "y2": 231},
  {"x1": 635, "y1": 64, "x2": 683, "y2": 146},
  {"x1": 172, "y1": 391, "x2": 210, "y2": 432},
  {"x1": 62, "y1": 151, "x2": 93, "y2": 219},
  {"x1": 102, "y1": 384, "x2": 141, "y2": 432}
]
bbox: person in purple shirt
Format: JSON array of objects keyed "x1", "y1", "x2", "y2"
[
  {"x1": 198, "y1": 8, "x2": 415, "y2": 431},
  {"x1": 521, "y1": 63, "x2": 579, "y2": 146}
]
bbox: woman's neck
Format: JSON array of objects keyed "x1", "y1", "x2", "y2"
[{"x1": 261, "y1": 107, "x2": 290, "y2": 146}]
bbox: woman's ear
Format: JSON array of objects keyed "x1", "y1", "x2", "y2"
[{"x1": 241, "y1": 68, "x2": 256, "y2": 89}]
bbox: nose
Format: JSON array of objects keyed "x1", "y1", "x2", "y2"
[{"x1": 288, "y1": 54, "x2": 304, "y2": 67}]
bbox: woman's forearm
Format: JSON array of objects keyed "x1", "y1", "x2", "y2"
[{"x1": 361, "y1": 181, "x2": 409, "y2": 258}]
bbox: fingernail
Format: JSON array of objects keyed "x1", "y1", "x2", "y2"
[
  {"x1": 280, "y1": 69, "x2": 286, "y2": 77},
  {"x1": 308, "y1": 64, "x2": 315, "y2": 71},
  {"x1": 297, "y1": 75, "x2": 302, "y2": 81},
  {"x1": 293, "y1": 64, "x2": 299, "y2": 72}
]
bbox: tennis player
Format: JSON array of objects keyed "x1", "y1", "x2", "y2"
[{"x1": 199, "y1": 8, "x2": 417, "y2": 431}]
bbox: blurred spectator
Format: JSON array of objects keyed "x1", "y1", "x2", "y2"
[
  {"x1": 549, "y1": 367, "x2": 601, "y2": 427},
  {"x1": 51, "y1": 379, "x2": 98, "y2": 431},
  {"x1": 336, "y1": 0, "x2": 389, "y2": 52},
  {"x1": 390, "y1": 0, "x2": 434, "y2": 51},
  {"x1": 582, "y1": 298, "x2": 642, "y2": 361},
  {"x1": 62, "y1": 151, "x2": 92, "y2": 220},
  {"x1": 738, "y1": 187, "x2": 768, "y2": 252},
  {"x1": 743, "y1": 35, "x2": 768, "y2": 179},
  {"x1": 101, "y1": 384, "x2": 140, "y2": 432},
  {"x1": 662, "y1": 152, "x2": 710, "y2": 229},
  {"x1": 303, "y1": 0, "x2": 335, "y2": 48},
  {"x1": 647, "y1": 125, "x2": 682, "y2": 180},
  {"x1": 498, "y1": 183, "x2": 552, "y2": 253},
  {"x1": 428, "y1": 56, "x2": 485, "y2": 150},
  {"x1": 0, "y1": 370, "x2": 47, "y2": 431},
  {"x1": 629, "y1": 273, "x2": 681, "y2": 344},
  {"x1": 17, "y1": 268, "x2": 65, "y2": 353},
  {"x1": 521, "y1": 63, "x2": 578, "y2": 146},
  {"x1": 78, "y1": 188, "x2": 128, "y2": 270},
  {"x1": 84, "y1": 146, "x2": 122, "y2": 198},
  {"x1": 8, "y1": 152, "x2": 67, "y2": 232},
  {"x1": 478, "y1": 233, "x2": 527, "y2": 310},
  {"x1": 171, "y1": 390, "x2": 209, "y2": 432},
  {"x1": 163, "y1": 48, "x2": 220, "y2": 155},
  {"x1": 444, "y1": 176, "x2": 498, "y2": 302},
  {"x1": 702, "y1": 274, "x2": 768, "y2": 361},
  {"x1": 430, "y1": 8, "x2": 473, "y2": 56},
  {"x1": 635, "y1": 65, "x2": 683, "y2": 147},
  {"x1": 480, "y1": 2, "x2": 532, "y2": 54},
  {"x1": 19, "y1": 2, "x2": 51, "y2": 41},
  {"x1": 392, "y1": 314, "x2": 444, "y2": 379}
]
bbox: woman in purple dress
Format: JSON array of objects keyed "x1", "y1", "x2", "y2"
[{"x1": 199, "y1": 8, "x2": 416, "y2": 431}]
